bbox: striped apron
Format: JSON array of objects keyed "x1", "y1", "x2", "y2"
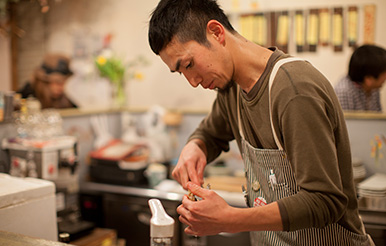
[{"x1": 237, "y1": 58, "x2": 374, "y2": 245}]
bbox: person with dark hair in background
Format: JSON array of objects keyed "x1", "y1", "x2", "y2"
[
  {"x1": 18, "y1": 53, "x2": 77, "y2": 109},
  {"x1": 148, "y1": 0, "x2": 374, "y2": 245},
  {"x1": 335, "y1": 44, "x2": 386, "y2": 112}
]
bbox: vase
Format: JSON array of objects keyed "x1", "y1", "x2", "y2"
[{"x1": 112, "y1": 79, "x2": 126, "y2": 108}]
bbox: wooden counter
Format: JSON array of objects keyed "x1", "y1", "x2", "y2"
[{"x1": 0, "y1": 230, "x2": 73, "y2": 246}]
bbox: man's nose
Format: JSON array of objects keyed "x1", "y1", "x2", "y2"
[
  {"x1": 58, "y1": 83, "x2": 65, "y2": 91},
  {"x1": 184, "y1": 73, "x2": 202, "y2": 88}
]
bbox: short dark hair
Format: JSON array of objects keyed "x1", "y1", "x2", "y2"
[
  {"x1": 148, "y1": 0, "x2": 235, "y2": 55},
  {"x1": 348, "y1": 45, "x2": 386, "y2": 83}
]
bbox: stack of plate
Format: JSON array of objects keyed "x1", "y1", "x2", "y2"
[
  {"x1": 357, "y1": 173, "x2": 386, "y2": 211},
  {"x1": 352, "y1": 158, "x2": 367, "y2": 184}
]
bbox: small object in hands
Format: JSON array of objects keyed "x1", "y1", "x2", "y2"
[
  {"x1": 186, "y1": 185, "x2": 210, "y2": 244},
  {"x1": 187, "y1": 183, "x2": 211, "y2": 201},
  {"x1": 188, "y1": 190, "x2": 196, "y2": 201}
]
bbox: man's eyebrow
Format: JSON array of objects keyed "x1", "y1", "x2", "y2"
[{"x1": 171, "y1": 59, "x2": 181, "y2": 73}]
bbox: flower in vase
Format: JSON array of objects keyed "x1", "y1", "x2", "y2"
[{"x1": 95, "y1": 51, "x2": 148, "y2": 108}]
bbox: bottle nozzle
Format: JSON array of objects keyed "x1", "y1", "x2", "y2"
[{"x1": 148, "y1": 198, "x2": 175, "y2": 238}]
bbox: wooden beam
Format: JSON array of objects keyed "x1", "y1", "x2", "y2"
[{"x1": 9, "y1": 2, "x2": 18, "y2": 91}]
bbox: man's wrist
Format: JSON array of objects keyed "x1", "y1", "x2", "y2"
[{"x1": 190, "y1": 138, "x2": 208, "y2": 156}]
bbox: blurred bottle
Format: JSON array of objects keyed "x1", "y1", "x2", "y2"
[
  {"x1": 13, "y1": 93, "x2": 22, "y2": 111},
  {"x1": 149, "y1": 199, "x2": 174, "y2": 246},
  {"x1": 26, "y1": 149, "x2": 38, "y2": 178},
  {"x1": 13, "y1": 99, "x2": 28, "y2": 138},
  {"x1": 58, "y1": 232, "x2": 70, "y2": 243},
  {"x1": 4, "y1": 92, "x2": 15, "y2": 122},
  {"x1": 12, "y1": 96, "x2": 63, "y2": 139}
]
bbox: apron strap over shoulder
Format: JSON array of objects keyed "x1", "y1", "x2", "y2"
[
  {"x1": 237, "y1": 57, "x2": 304, "y2": 149},
  {"x1": 268, "y1": 57, "x2": 304, "y2": 150},
  {"x1": 237, "y1": 85, "x2": 245, "y2": 139}
]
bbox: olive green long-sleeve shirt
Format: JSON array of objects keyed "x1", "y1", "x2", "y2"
[{"x1": 189, "y1": 48, "x2": 364, "y2": 235}]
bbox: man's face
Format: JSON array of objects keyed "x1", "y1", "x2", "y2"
[
  {"x1": 159, "y1": 36, "x2": 233, "y2": 91},
  {"x1": 365, "y1": 72, "x2": 386, "y2": 90},
  {"x1": 373, "y1": 72, "x2": 386, "y2": 89},
  {"x1": 47, "y1": 74, "x2": 68, "y2": 99}
]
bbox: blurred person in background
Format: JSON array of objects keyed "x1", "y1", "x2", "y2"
[
  {"x1": 18, "y1": 53, "x2": 77, "y2": 109},
  {"x1": 334, "y1": 44, "x2": 386, "y2": 112}
]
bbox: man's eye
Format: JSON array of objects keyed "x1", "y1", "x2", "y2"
[{"x1": 186, "y1": 62, "x2": 192, "y2": 69}]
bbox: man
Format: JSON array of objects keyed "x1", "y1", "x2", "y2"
[
  {"x1": 335, "y1": 44, "x2": 386, "y2": 112},
  {"x1": 18, "y1": 53, "x2": 77, "y2": 109},
  {"x1": 148, "y1": 0, "x2": 373, "y2": 245}
]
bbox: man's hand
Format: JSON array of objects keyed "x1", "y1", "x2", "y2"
[
  {"x1": 177, "y1": 182, "x2": 234, "y2": 236},
  {"x1": 172, "y1": 139, "x2": 207, "y2": 189}
]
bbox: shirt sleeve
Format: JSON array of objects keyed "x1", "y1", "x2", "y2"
[
  {"x1": 276, "y1": 93, "x2": 349, "y2": 231},
  {"x1": 188, "y1": 93, "x2": 236, "y2": 163}
]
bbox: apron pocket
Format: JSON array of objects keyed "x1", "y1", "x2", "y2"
[{"x1": 270, "y1": 182, "x2": 295, "y2": 201}]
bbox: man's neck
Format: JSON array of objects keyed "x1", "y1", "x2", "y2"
[{"x1": 230, "y1": 35, "x2": 273, "y2": 93}]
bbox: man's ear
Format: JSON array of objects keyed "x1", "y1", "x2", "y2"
[
  {"x1": 207, "y1": 20, "x2": 225, "y2": 44},
  {"x1": 363, "y1": 75, "x2": 374, "y2": 85},
  {"x1": 363, "y1": 75, "x2": 376, "y2": 91}
]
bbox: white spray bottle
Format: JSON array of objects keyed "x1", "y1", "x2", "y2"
[{"x1": 148, "y1": 198, "x2": 175, "y2": 246}]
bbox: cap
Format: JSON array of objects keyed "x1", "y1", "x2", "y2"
[
  {"x1": 40, "y1": 53, "x2": 73, "y2": 76},
  {"x1": 33, "y1": 53, "x2": 73, "y2": 83}
]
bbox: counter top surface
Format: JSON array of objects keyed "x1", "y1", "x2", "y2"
[
  {"x1": 0, "y1": 230, "x2": 72, "y2": 246},
  {"x1": 80, "y1": 180, "x2": 247, "y2": 207}
]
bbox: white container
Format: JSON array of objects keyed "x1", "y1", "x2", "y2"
[
  {"x1": 148, "y1": 198, "x2": 174, "y2": 246},
  {"x1": 145, "y1": 163, "x2": 168, "y2": 188},
  {"x1": 0, "y1": 173, "x2": 58, "y2": 241}
]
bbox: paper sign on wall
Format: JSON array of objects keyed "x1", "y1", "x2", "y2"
[
  {"x1": 332, "y1": 7, "x2": 343, "y2": 52},
  {"x1": 307, "y1": 9, "x2": 319, "y2": 52},
  {"x1": 348, "y1": 6, "x2": 358, "y2": 47},
  {"x1": 319, "y1": 8, "x2": 330, "y2": 46},
  {"x1": 295, "y1": 10, "x2": 305, "y2": 52},
  {"x1": 364, "y1": 5, "x2": 376, "y2": 44}
]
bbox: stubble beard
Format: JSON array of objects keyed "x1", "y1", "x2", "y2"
[{"x1": 216, "y1": 80, "x2": 235, "y2": 92}]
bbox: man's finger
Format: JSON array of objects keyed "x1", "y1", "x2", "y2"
[
  {"x1": 196, "y1": 160, "x2": 206, "y2": 185},
  {"x1": 186, "y1": 182, "x2": 209, "y2": 200},
  {"x1": 185, "y1": 225, "x2": 198, "y2": 236}
]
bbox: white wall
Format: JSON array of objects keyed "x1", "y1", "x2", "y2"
[
  {"x1": 1, "y1": 0, "x2": 385, "y2": 111},
  {"x1": 219, "y1": 0, "x2": 386, "y2": 108},
  {"x1": 12, "y1": 0, "x2": 217, "y2": 111}
]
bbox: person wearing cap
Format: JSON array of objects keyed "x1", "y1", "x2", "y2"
[{"x1": 18, "y1": 53, "x2": 77, "y2": 109}]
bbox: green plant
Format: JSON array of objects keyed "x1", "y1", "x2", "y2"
[
  {"x1": 95, "y1": 55, "x2": 125, "y2": 85},
  {"x1": 95, "y1": 53, "x2": 148, "y2": 107}
]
